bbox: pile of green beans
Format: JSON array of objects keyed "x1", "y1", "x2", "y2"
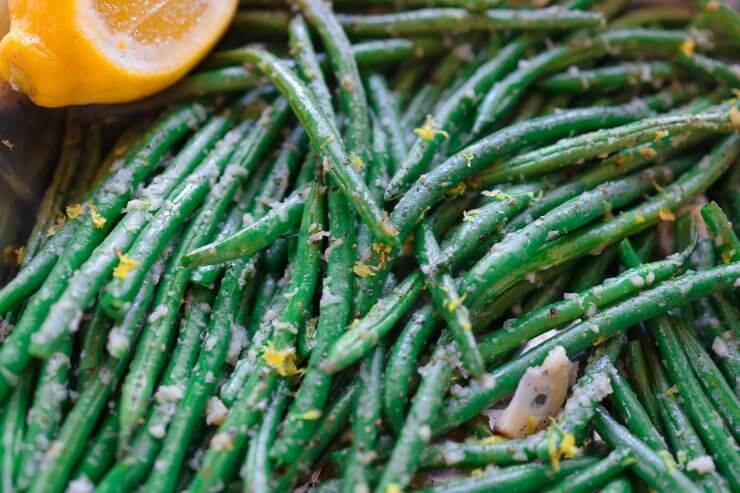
[{"x1": 1, "y1": 1, "x2": 740, "y2": 492}]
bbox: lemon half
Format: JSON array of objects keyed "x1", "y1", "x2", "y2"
[{"x1": 0, "y1": 0, "x2": 237, "y2": 107}]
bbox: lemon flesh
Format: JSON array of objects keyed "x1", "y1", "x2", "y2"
[{"x1": 0, "y1": 0, "x2": 237, "y2": 107}]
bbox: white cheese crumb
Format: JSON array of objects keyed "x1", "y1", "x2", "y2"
[
  {"x1": 65, "y1": 476, "x2": 94, "y2": 493},
  {"x1": 687, "y1": 455, "x2": 716, "y2": 474},
  {"x1": 206, "y1": 397, "x2": 229, "y2": 426}
]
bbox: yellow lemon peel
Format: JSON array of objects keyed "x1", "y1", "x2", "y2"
[
  {"x1": 680, "y1": 38, "x2": 695, "y2": 57},
  {"x1": 65, "y1": 203, "x2": 83, "y2": 219},
  {"x1": 262, "y1": 342, "x2": 299, "y2": 377},
  {"x1": 659, "y1": 208, "x2": 676, "y2": 221},
  {"x1": 353, "y1": 262, "x2": 377, "y2": 278},
  {"x1": 414, "y1": 116, "x2": 449, "y2": 141},
  {"x1": 113, "y1": 250, "x2": 139, "y2": 280}
]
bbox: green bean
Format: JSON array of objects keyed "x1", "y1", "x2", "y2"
[
  {"x1": 644, "y1": 339, "x2": 731, "y2": 492},
  {"x1": 472, "y1": 264, "x2": 572, "y2": 332},
  {"x1": 296, "y1": 0, "x2": 371, "y2": 166},
  {"x1": 243, "y1": 382, "x2": 289, "y2": 493},
  {"x1": 624, "y1": 339, "x2": 663, "y2": 433},
  {"x1": 336, "y1": 8, "x2": 604, "y2": 37},
  {"x1": 465, "y1": 160, "x2": 691, "y2": 308},
  {"x1": 351, "y1": 119, "x2": 394, "y2": 318},
  {"x1": 401, "y1": 48, "x2": 468, "y2": 130},
  {"x1": 694, "y1": 0, "x2": 740, "y2": 46},
  {"x1": 710, "y1": 291, "x2": 740, "y2": 338},
  {"x1": 600, "y1": 477, "x2": 633, "y2": 493},
  {"x1": 677, "y1": 211, "x2": 740, "y2": 390},
  {"x1": 143, "y1": 262, "x2": 257, "y2": 493},
  {"x1": 480, "y1": 104, "x2": 732, "y2": 185},
  {"x1": 112, "y1": 103, "x2": 284, "y2": 446},
  {"x1": 187, "y1": 180, "x2": 324, "y2": 492},
  {"x1": 342, "y1": 345, "x2": 384, "y2": 493},
  {"x1": 414, "y1": 221, "x2": 483, "y2": 375},
  {"x1": 521, "y1": 269, "x2": 573, "y2": 312},
  {"x1": 383, "y1": 304, "x2": 438, "y2": 435},
  {"x1": 441, "y1": 184, "x2": 540, "y2": 269},
  {"x1": 98, "y1": 119, "x2": 257, "y2": 320},
  {"x1": 220, "y1": 271, "x2": 289, "y2": 407},
  {"x1": 15, "y1": 336, "x2": 72, "y2": 491},
  {"x1": 472, "y1": 134, "x2": 740, "y2": 308},
  {"x1": 70, "y1": 413, "x2": 118, "y2": 485},
  {"x1": 289, "y1": 15, "x2": 336, "y2": 123},
  {"x1": 27, "y1": 293, "x2": 150, "y2": 493},
  {"x1": 0, "y1": 371, "x2": 33, "y2": 492},
  {"x1": 391, "y1": 98, "x2": 666, "y2": 240},
  {"x1": 94, "y1": 265, "x2": 198, "y2": 493},
  {"x1": 77, "y1": 305, "x2": 111, "y2": 390},
  {"x1": 276, "y1": 380, "x2": 358, "y2": 491},
  {"x1": 675, "y1": 53, "x2": 740, "y2": 89},
  {"x1": 236, "y1": 48, "x2": 399, "y2": 245},
  {"x1": 376, "y1": 339, "x2": 455, "y2": 493},
  {"x1": 271, "y1": 188, "x2": 355, "y2": 464},
  {"x1": 30, "y1": 114, "x2": 237, "y2": 356},
  {"x1": 702, "y1": 200, "x2": 740, "y2": 263},
  {"x1": 649, "y1": 313, "x2": 740, "y2": 488},
  {"x1": 542, "y1": 448, "x2": 634, "y2": 493},
  {"x1": 0, "y1": 102, "x2": 208, "y2": 400},
  {"x1": 541, "y1": 62, "x2": 675, "y2": 94},
  {"x1": 674, "y1": 314, "x2": 740, "y2": 440},
  {"x1": 321, "y1": 270, "x2": 424, "y2": 374},
  {"x1": 367, "y1": 73, "x2": 407, "y2": 174},
  {"x1": 192, "y1": 125, "x2": 308, "y2": 288},
  {"x1": 419, "y1": 434, "x2": 541, "y2": 469},
  {"x1": 415, "y1": 457, "x2": 599, "y2": 493},
  {"x1": 0, "y1": 122, "x2": 144, "y2": 317},
  {"x1": 437, "y1": 260, "x2": 740, "y2": 435},
  {"x1": 607, "y1": 361, "x2": 669, "y2": 451},
  {"x1": 182, "y1": 188, "x2": 305, "y2": 268},
  {"x1": 592, "y1": 407, "x2": 699, "y2": 493},
  {"x1": 472, "y1": 29, "x2": 690, "y2": 136},
  {"x1": 386, "y1": 41, "x2": 525, "y2": 200},
  {"x1": 610, "y1": 6, "x2": 696, "y2": 27},
  {"x1": 569, "y1": 246, "x2": 618, "y2": 292},
  {"x1": 204, "y1": 38, "x2": 445, "y2": 71},
  {"x1": 104, "y1": 253, "x2": 167, "y2": 360}
]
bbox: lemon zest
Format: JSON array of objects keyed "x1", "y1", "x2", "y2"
[
  {"x1": 299, "y1": 410, "x2": 321, "y2": 420},
  {"x1": 446, "y1": 293, "x2": 467, "y2": 312},
  {"x1": 262, "y1": 341, "x2": 299, "y2": 377},
  {"x1": 680, "y1": 38, "x2": 695, "y2": 57},
  {"x1": 413, "y1": 116, "x2": 449, "y2": 141},
  {"x1": 47, "y1": 214, "x2": 66, "y2": 236},
  {"x1": 14, "y1": 245, "x2": 26, "y2": 266},
  {"x1": 88, "y1": 202, "x2": 106, "y2": 229},
  {"x1": 349, "y1": 154, "x2": 364, "y2": 169},
  {"x1": 446, "y1": 182, "x2": 466, "y2": 198},
  {"x1": 659, "y1": 207, "x2": 675, "y2": 221},
  {"x1": 353, "y1": 262, "x2": 376, "y2": 278},
  {"x1": 385, "y1": 483, "x2": 402, "y2": 493},
  {"x1": 65, "y1": 203, "x2": 83, "y2": 219},
  {"x1": 638, "y1": 147, "x2": 657, "y2": 159},
  {"x1": 113, "y1": 250, "x2": 139, "y2": 280},
  {"x1": 478, "y1": 435, "x2": 505, "y2": 445},
  {"x1": 730, "y1": 105, "x2": 740, "y2": 129}
]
